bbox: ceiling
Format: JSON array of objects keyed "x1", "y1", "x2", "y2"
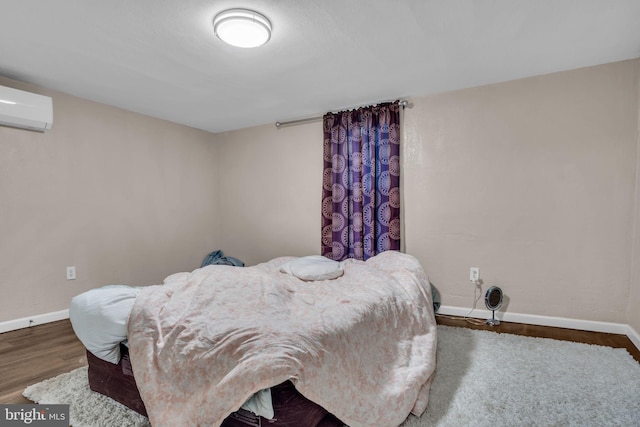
[{"x1": 1, "y1": 0, "x2": 639, "y2": 134}]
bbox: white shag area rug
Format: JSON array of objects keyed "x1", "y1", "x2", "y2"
[{"x1": 23, "y1": 325, "x2": 640, "y2": 427}]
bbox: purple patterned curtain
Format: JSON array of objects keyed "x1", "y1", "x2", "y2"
[{"x1": 321, "y1": 101, "x2": 401, "y2": 261}]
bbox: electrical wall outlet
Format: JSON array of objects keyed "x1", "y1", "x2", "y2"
[
  {"x1": 66, "y1": 266, "x2": 76, "y2": 280},
  {"x1": 469, "y1": 267, "x2": 480, "y2": 283}
]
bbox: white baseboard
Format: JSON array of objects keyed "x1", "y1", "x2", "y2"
[
  {"x1": 2, "y1": 306, "x2": 639, "y2": 354},
  {"x1": 438, "y1": 305, "x2": 639, "y2": 352},
  {"x1": 626, "y1": 325, "x2": 640, "y2": 351},
  {"x1": 0, "y1": 309, "x2": 69, "y2": 334}
]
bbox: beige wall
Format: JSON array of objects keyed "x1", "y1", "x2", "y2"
[
  {"x1": 215, "y1": 122, "x2": 323, "y2": 264},
  {"x1": 3, "y1": 58, "x2": 639, "y2": 330},
  {"x1": 0, "y1": 77, "x2": 220, "y2": 323},
  {"x1": 630, "y1": 74, "x2": 640, "y2": 334},
  {"x1": 403, "y1": 60, "x2": 639, "y2": 324},
  {"x1": 217, "y1": 59, "x2": 640, "y2": 327}
]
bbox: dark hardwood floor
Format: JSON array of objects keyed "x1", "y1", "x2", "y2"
[
  {"x1": 0, "y1": 320, "x2": 87, "y2": 404},
  {"x1": 436, "y1": 314, "x2": 640, "y2": 363},
  {"x1": 1, "y1": 317, "x2": 638, "y2": 404}
]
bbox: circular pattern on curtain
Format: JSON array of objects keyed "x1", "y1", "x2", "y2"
[{"x1": 321, "y1": 101, "x2": 401, "y2": 261}]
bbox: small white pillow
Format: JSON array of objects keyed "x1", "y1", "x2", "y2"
[
  {"x1": 280, "y1": 255, "x2": 344, "y2": 281},
  {"x1": 69, "y1": 285, "x2": 140, "y2": 364}
]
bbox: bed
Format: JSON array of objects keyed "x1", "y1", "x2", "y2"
[{"x1": 70, "y1": 251, "x2": 437, "y2": 427}]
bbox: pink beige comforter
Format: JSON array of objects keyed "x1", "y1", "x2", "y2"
[{"x1": 127, "y1": 251, "x2": 437, "y2": 427}]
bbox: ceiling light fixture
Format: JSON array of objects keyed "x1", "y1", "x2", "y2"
[{"x1": 213, "y1": 9, "x2": 271, "y2": 48}]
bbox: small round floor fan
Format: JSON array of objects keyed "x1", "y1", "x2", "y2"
[{"x1": 484, "y1": 286, "x2": 503, "y2": 326}]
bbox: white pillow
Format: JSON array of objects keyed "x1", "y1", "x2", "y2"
[
  {"x1": 69, "y1": 285, "x2": 140, "y2": 364},
  {"x1": 280, "y1": 255, "x2": 344, "y2": 281}
]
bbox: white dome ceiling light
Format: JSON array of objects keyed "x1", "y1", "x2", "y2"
[{"x1": 213, "y1": 9, "x2": 272, "y2": 48}]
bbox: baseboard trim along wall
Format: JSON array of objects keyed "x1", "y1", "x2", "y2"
[
  {"x1": 438, "y1": 305, "x2": 640, "y2": 352},
  {"x1": 0, "y1": 309, "x2": 69, "y2": 334},
  {"x1": 1, "y1": 307, "x2": 639, "y2": 353},
  {"x1": 627, "y1": 325, "x2": 640, "y2": 352}
]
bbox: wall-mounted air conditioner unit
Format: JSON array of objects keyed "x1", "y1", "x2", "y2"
[{"x1": 0, "y1": 84, "x2": 53, "y2": 132}]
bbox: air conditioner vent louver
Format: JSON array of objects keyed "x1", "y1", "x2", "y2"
[{"x1": 0, "y1": 85, "x2": 53, "y2": 132}]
